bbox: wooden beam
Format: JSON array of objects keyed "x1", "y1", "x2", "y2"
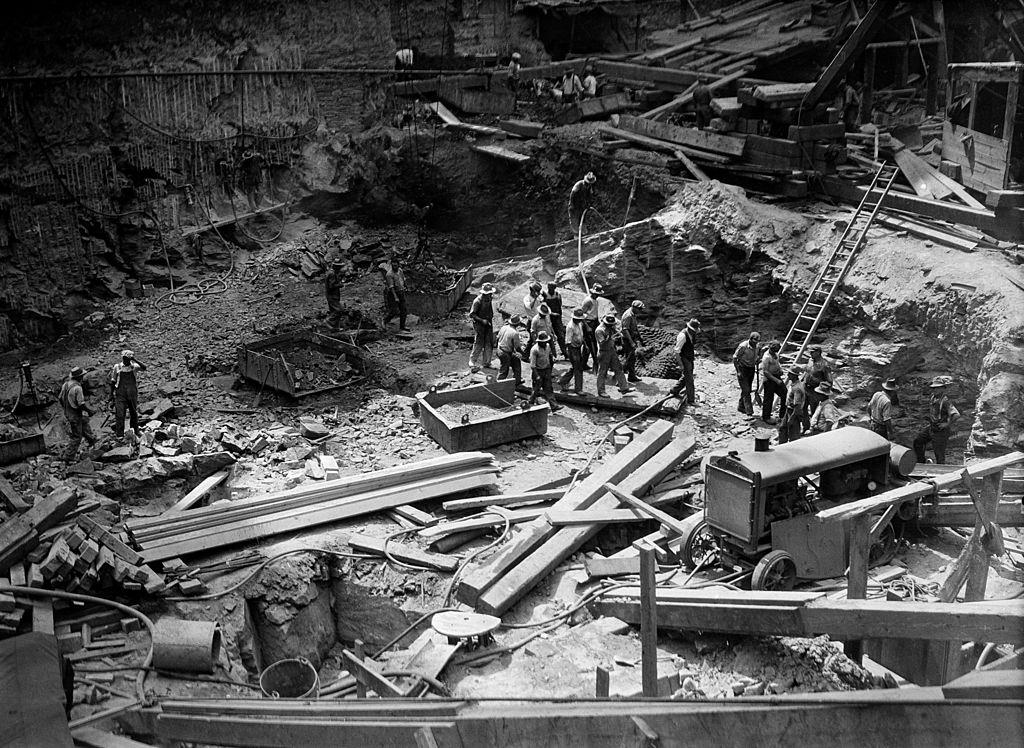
[
  {"x1": 639, "y1": 547, "x2": 658, "y2": 697},
  {"x1": 617, "y1": 114, "x2": 746, "y2": 156},
  {"x1": 418, "y1": 508, "x2": 545, "y2": 539},
  {"x1": 641, "y1": 70, "x2": 749, "y2": 121},
  {"x1": 342, "y1": 648, "x2": 405, "y2": 697},
  {"x1": 845, "y1": 514, "x2": 871, "y2": 663},
  {"x1": 545, "y1": 509, "x2": 648, "y2": 526},
  {"x1": 816, "y1": 452, "x2": 1024, "y2": 521},
  {"x1": 965, "y1": 472, "x2": 1003, "y2": 600},
  {"x1": 802, "y1": 0, "x2": 889, "y2": 108},
  {"x1": 602, "y1": 484, "x2": 693, "y2": 537},
  {"x1": 442, "y1": 490, "x2": 563, "y2": 512},
  {"x1": 599, "y1": 126, "x2": 731, "y2": 163},
  {"x1": 346, "y1": 533, "x2": 460, "y2": 573},
  {"x1": 675, "y1": 150, "x2": 709, "y2": 181},
  {"x1": 164, "y1": 470, "x2": 230, "y2": 514}
]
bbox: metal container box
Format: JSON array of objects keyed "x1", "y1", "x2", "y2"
[
  {"x1": 417, "y1": 379, "x2": 548, "y2": 453},
  {"x1": 405, "y1": 266, "x2": 473, "y2": 319},
  {"x1": 237, "y1": 330, "x2": 367, "y2": 399},
  {"x1": 0, "y1": 433, "x2": 46, "y2": 465}
]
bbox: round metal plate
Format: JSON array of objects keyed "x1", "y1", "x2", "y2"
[{"x1": 431, "y1": 611, "x2": 501, "y2": 639}]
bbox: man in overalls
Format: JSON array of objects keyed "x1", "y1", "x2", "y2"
[{"x1": 109, "y1": 349, "x2": 147, "y2": 439}]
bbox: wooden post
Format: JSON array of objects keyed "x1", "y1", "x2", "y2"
[
  {"x1": 965, "y1": 472, "x2": 1003, "y2": 601},
  {"x1": 925, "y1": 46, "x2": 938, "y2": 115},
  {"x1": 640, "y1": 546, "x2": 658, "y2": 697},
  {"x1": 596, "y1": 665, "x2": 610, "y2": 697},
  {"x1": 354, "y1": 640, "x2": 367, "y2": 698},
  {"x1": 845, "y1": 513, "x2": 871, "y2": 663},
  {"x1": 898, "y1": 39, "x2": 910, "y2": 88},
  {"x1": 861, "y1": 47, "x2": 875, "y2": 124}
]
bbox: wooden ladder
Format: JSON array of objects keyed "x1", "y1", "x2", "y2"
[{"x1": 779, "y1": 162, "x2": 898, "y2": 366}]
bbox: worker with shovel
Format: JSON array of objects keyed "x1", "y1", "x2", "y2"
[{"x1": 109, "y1": 349, "x2": 147, "y2": 441}]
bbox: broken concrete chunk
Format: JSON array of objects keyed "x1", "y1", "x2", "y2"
[
  {"x1": 305, "y1": 459, "x2": 326, "y2": 480},
  {"x1": 299, "y1": 419, "x2": 330, "y2": 440}
]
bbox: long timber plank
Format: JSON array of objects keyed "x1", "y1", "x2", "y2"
[
  {"x1": 474, "y1": 433, "x2": 694, "y2": 616},
  {"x1": 456, "y1": 420, "x2": 676, "y2": 605}
]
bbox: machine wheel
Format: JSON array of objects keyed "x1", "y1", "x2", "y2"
[
  {"x1": 751, "y1": 550, "x2": 797, "y2": 591},
  {"x1": 680, "y1": 518, "x2": 719, "y2": 570},
  {"x1": 869, "y1": 523, "x2": 898, "y2": 567}
]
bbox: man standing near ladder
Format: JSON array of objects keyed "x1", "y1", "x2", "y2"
[{"x1": 568, "y1": 172, "x2": 597, "y2": 236}]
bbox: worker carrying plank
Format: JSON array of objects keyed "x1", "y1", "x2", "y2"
[
  {"x1": 59, "y1": 366, "x2": 96, "y2": 461},
  {"x1": 568, "y1": 171, "x2": 597, "y2": 235},
  {"x1": 109, "y1": 349, "x2": 147, "y2": 440},
  {"x1": 913, "y1": 376, "x2": 959, "y2": 464}
]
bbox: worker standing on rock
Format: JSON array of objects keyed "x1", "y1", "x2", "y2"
[
  {"x1": 620, "y1": 300, "x2": 645, "y2": 383},
  {"x1": 759, "y1": 340, "x2": 786, "y2": 424},
  {"x1": 579, "y1": 282, "x2": 602, "y2": 371},
  {"x1": 778, "y1": 366, "x2": 805, "y2": 444},
  {"x1": 543, "y1": 281, "x2": 567, "y2": 359},
  {"x1": 867, "y1": 378, "x2": 898, "y2": 439},
  {"x1": 670, "y1": 319, "x2": 700, "y2": 405},
  {"x1": 913, "y1": 377, "x2": 959, "y2": 464},
  {"x1": 595, "y1": 315, "x2": 634, "y2": 398},
  {"x1": 568, "y1": 172, "x2": 597, "y2": 235},
  {"x1": 693, "y1": 76, "x2": 713, "y2": 129},
  {"x1": 559, "y1": 309, "x2": 588, "y2": 395},
  {"x1": 383, "y1": 258, "x2": 410, "y2": 332},
  {"x1": 732, "y1": 331, "x2": 761, "y2": 416},
  {"x1": 529, "y1": 331, "x2": 561, "y2": 412},
  {"x1": 469, "y1": 283, "x2": 496, "y2": 372},
  {"x1": 59, "y1": 366, "x2": 96, "y2": 461},
  {"x1": 802, "y1": 346, "x2": 833, "y2": 430},
  {"x1": 496, "y1": 315, "x2": 524, "y2": 385},
  {"x1": 109, "y1": 349, "x2": 147, "y2": 440}
]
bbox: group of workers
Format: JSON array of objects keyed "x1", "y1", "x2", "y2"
[
  {"x1": 730, "y1": 330, "x2": 960, "y2": 462},
  {"x1": 58, "y1": 350, "x2": 148, "y2": 461},
  {"x1": 506, "y1": 52, "x2": 599, "y2": 103}
]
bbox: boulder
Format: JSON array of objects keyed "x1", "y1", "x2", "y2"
[
  {"x1": 193, "y1": 451, "x2": 237, "y2": 478},
  {"x1": 299, "y1": 419, "x2": 330, "y2": 440}
]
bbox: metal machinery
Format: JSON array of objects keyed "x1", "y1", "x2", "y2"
[{"x1": 681, "y1": 427, "x2": 899, "y2": 590}]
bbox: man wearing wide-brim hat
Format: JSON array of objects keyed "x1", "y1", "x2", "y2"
[
  {"x1": 529, "y1": 331, "x2": 561, "y2": 412},
  {"x1": 595, "y1": 314, "x2": 634, "y2": 398},
  {"x1": 778, "y1": 366, "x2": 805, "y2": 444},
  {"x1": 578, "y1": 283, "x2": 603, "y2": 371},
  {"x1": 469, "y1": 283, "x2": 497, "y2": 372},
  {"x1": 496, "y1": 314, "x2": 524, "y2": 385},
  {"x1": 109, "y1": 349, "x2": 147, "y2": 440},
  {"x1": 866, "y1": 377, "x2": 898, "y2": 439},
  {"x1": 58, "y1": 366, "x2": 96, "y2": 460},
  {"x1": 809, "y1": 382, "x2": 849, "y2": 433},
  {"x1": 912, "y1": 376, "x2": 959, "y2": 464},
  {"x1": 669, "y1": 319, "x2": 701, "y2": 405},
  {"x1": 559, "y1": 309, "x2": 588, "y2": 395}
]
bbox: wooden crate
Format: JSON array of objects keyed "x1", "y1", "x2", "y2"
[
  {"x1": 237, "y1": 331, "x2": 367, "y2": 399},
  {"x1": 417, "y1": 379, "x2": 548, "y2": 453},
  {"x1": 405, "y1": 266, "x2": 472, "y2": 319},
  {"x1": 0, "y1": 433, "x2": 46, "y2": 465}
]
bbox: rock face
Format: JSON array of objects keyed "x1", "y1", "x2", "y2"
[{"x1": 551, "y1": 181, "x2": 1023, "y2": 451}]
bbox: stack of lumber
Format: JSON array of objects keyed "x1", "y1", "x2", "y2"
[
  {"x1": 126, "y1": 453, "x2": 499, "y2": 562},
  {"x1": 0, "y1": 487, "x2": 79, "y2": 574},
  {"x1": 590, "y1": 586, "x2": 1024, "y2": 645},
  {"x1": 456, "y1": 421, "x2": 697, "y2": 616}
]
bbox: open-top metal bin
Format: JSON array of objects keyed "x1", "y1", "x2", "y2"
[
  {"x1": 237, "y1": 330, "x2": 368, "y2": 399},
  {"x1": 417, "y1": 378, "x2": 548, "y2": 453}
]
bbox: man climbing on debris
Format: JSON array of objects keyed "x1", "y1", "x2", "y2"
[
  {"x1": 732, "y1": 330, "x2": 760, "y2": 416},
  {"x1": 529, "y1": 331, "x2": 561, "y2": 412},
  {"x1": 595, "y1": 315, "x2": 634, "y2": 398},
  {"x1": 867, "y1": 378, "x2": 898, "y2": 439},
  {"x1": 620, "y1": 299, "x2": 645, "y2": 383},
  {"x1": 109, "y1": 349, "x2": 147, "y2": 441},
  {"x1": 578, "y1": 282, "x2": 602, "y2": 371},
  {"x1": 383, "y1": 258, "x2": 409, "y2": 332},
  {"x1": 759, "y1": 340, "x2": 786, "y2": 424},
  {"x1": 543, "y1": 281, "x2": 567, "y2": 359},
  {"x1": 496, "y1": 315, "x2": 524, "y2": 385},
  {"x1": 913, "y1": 377, "x2": 959, "y2": 464},
  {"x1": 693, "y1": 76, "x2": 714, "y2": 129},
  {"x1": 802, "y1": 346, "x2": 833, "y2": 430},
  {"x1": 59, "y1": 366, "x2": 96, "y2": 461},
  {"x1": 469, "y1": 283, "x2": 496, "y2": 372},
  {"x1": 568, "y1": 172, "x2": 597, "y2": 236},
  {"x1": 559, "y1": 309, "x2": 588, "y2": 395},
  {"x1": 670, "y1": 318, "x2": 700, "y2": 405},
  {"x1": 778, "y1": 366, "x2": 805, "y2": 444}
]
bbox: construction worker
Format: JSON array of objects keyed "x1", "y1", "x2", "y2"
[
  {"x1": 109, "y1": 349, "x2": 147, "y2": 440},
  {"x1": 620, "y1": 300, "x2": 645, "y2": 383},
  {"x1": 469, "y1": 283, "x2": 497, "y2": 371},
  {"x1": 523, "y1": 281, "x2": 543, "y2": 325},
  {"x1": 582, "y1": 64, "x2": 598, "y2": 98},
  {"x1": 913, "y1": 377, "x2": 959, "y2": 464},
  {"x1": 759, "y1": 340, "x2": 786, "y2": 424},
  {"x1": 693, "y1": 76, "x2": 713, "y2": 129},
  {"x1": 559, "y1": 309, "x2": 588, "y2": 395},
  {"x1": 59, "y1": 366, "x2": 96, "y2": 461},
  {"x1": 543, "y1": 281, "x2": 567, "y2": 358},
  {"x1": 529, "y1": 331, "x2": 561, "y2": 411},
  {"x1": 238, "y1": 149, "x2": 266, "y2": 211},
  {"x1": 778, "y1": 366, "x2": 805, "y2": 444},
  {"x1": 558, "y1": 68, "x2": 583, "y2": 104},
  {"x1": 531, "y1": 304, "x2": 555, "y2": 349},
  {"x1": 669, "y1": 319, "x2": 700, "y2": 405},
  {"x1": 507, "y1": 52, "x2": 522, "y2": 94},
  {"x1": 568, "y1": 172, "x2": 597, "y2": 235},
  {"x1": 810, "y1": 384, "x2": 853, "y2": 432},
  {"x1": 579, "y1": 282, "x2": 602, "y2": 370},
  {"x1": 732, "y1": 331, "x2": 761, "y2": 416},
  {"x1": 496, "y1": 315, "x2": 524, "y2": 385},
  {"x1": 326, "y1": 261, "x2": 345, "y2": 327},
  {"x1": 802, "y1": 346, "x2": 833, "y2": 430},
  {"x1": 843, "y1": 78, "x2": 863, "y2": 131},
  {"x1": 383, "y1": 258, "x2": 409, "y2": 332},
  {"x1": 595, "y1": 315, "x2": 634, "y2": 398},
  {"x1": 867, "y1": 378, "x2": 898, "y2": 439}
]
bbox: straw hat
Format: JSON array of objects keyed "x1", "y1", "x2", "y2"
[
  {"x1": 590, "y1": 283, "x2": 604, "y2": 295},
  {"x1": 603, "y1": 314, "x2": 617, "y2": 325},
  {"x1": 121, "y1": 349, "x2": 134, "y2": 359},
  {"x1": 538, "y1": 304, "x2": 551, "y2": 315},
  {"x1": 686, "y1": 319, "x2": 701, "y2": 332},
  {"x1": 571, "y1": 309, "x2": 586, "y2": 320},
  {"x1": 584, "y1": 172, "x2": 597, "y2": 184},
  {"x1": 631, "y1": 300, "x2": 645, "y2": 309},
  {"x1": 929, "y1": 376, "x2": 949, "y2": 388},
  {"x1": 881, "y1": 378, "x2": 898, "y2": 391},
  {"x1": 814, "y1": 383, "x2": 833, "y2": 396},
  {"x1": 480, "y1": 283, "x2": 496, "y2": 295},
  {"x1": 70, "y1": 366, "x2": 85, "y2": 379},
  {"x1": 536, "y1": 331, "x2": 551, "y2": 343}
]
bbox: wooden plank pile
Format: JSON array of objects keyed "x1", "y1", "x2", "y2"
[
  {"x1": 126, "y1": 452, "x2": 499, "y2": 562},
  {"x1": 455, "y1": 421, "x2": 698, "y2": 616}
]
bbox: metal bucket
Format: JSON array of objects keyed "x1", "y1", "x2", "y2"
[
  {"x1": 151, "y1": 618, "x2": 222, "y2": 674},
  {"x1": 260, "y1": 657, "x2": 320, "y2": 699}
]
